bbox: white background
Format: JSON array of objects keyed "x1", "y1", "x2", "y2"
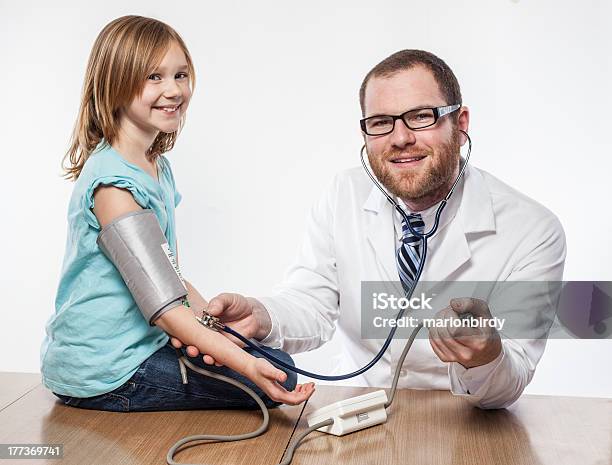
[{"x1": 1, "y1": 0, "x2": 610, "y2": 398}]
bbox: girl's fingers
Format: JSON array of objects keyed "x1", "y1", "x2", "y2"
[
  {"x1": 297, "y1": 383, "x2": 315, "y2": 395},
  {"x1": 255, "y1": 360, "x2": 316, "y2": 404},
  {"x1": 265, "y1": 381, "x2": 315, "y2": 405}
]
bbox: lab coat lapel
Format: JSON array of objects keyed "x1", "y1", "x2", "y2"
[
  {"x1": 363, "y1": 187, "x2": 398, "y2": 282},
  {"x1": 424, "y1": 211, "x2": 471, "y2": 282},
  {"x1": 424, "y1": 165, "x2": 496, "y2": 282}
]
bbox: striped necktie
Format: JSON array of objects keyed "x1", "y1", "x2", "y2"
[{"x1": 396, "y1": 213, "x2": 425, "y2": 295}]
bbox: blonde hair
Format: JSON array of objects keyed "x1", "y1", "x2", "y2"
[{"x1": 62, "y1": 15, "x2": 195, "y2": 180}]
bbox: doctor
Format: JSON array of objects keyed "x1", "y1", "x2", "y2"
[{"x1": 176, "y1": 49, "x2": 566, "y2": 409}]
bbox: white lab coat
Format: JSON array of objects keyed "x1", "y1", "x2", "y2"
[{"x1": 259, "y1": 163, "x2": 566, "y2": 408}]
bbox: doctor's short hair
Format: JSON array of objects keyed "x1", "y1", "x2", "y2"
[{"x1": 359, "y1": 50, "x2": 462, "y2": 119}]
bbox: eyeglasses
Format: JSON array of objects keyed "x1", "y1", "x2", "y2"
[{"x1": 360, "y1": 104, "x2": 461, "y2": 136}]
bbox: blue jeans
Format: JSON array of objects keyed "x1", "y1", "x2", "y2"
[{"x1": 54, "y1": 342, "x2": 297, "y2": 412}]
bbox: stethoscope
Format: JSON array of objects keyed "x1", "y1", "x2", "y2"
[
  {"x1": 206, "y1": 130, "x2": 472, "y2": 381},
  {"x1": 360, "y1": 129, "x2": 472, "y2": 264}
]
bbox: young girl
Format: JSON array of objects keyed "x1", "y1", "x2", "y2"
[{"x1": 40, "y1": 15, "x2": 314, "y2": 412}]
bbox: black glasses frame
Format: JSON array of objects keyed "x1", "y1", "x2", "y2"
[{"x1": 360, "y1": 104, "x2": 461, "y2": 136}]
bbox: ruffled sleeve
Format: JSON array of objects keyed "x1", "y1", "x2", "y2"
[{"x1": 82, "y1": 175, "x2": 150, "y2": 230}]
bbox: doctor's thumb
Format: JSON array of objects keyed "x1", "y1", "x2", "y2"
[
  {"x1": 450, "y1": 297, "x2": 490, "y2": 317},
  {"x1": 205, "y1": 296, "x2": 229, "y2": 316}
]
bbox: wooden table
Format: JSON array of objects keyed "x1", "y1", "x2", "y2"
[
  {"x1": 1, "y1": 374, "x2": 610, "y2": 465},
  {"x1": 284, "y1": 385, "x2": 612, "y2": 465}
]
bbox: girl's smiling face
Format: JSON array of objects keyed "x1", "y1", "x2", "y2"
[{"x1": 121, "y1": 41, "x2": 192, "y2": 137}]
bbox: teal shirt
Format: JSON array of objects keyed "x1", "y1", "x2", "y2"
[{"x1": 41, "y1": 142, "x2": 183, "y2": 397}]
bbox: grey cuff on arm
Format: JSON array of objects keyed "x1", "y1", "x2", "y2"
[{"x1": 149, "y1": 298, "x2": 186, "y2": 326}]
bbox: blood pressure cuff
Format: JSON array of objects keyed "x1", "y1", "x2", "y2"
[{"x1": 97, "y1": 209, "x2": 188, "y2": 325}]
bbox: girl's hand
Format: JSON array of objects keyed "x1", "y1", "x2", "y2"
[{"x1": 246, "y1": 358, "x2": 315, "y2": 405}]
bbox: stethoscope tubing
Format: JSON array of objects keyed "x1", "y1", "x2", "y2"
[{"x1": 217, "y1": 131, "x2": 472, "y2": 381}]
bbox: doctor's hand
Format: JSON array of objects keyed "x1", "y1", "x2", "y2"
[
  {"x1": 170, "y1": 293, "x2": 272, "y2": 366},
  {"x1": 428, "y1": 297, "x2": 502, "y2": 369}
]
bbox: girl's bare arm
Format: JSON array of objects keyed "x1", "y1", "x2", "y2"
[{"x1": 92, "y1": 185, "x2": 314, "y2": 404}]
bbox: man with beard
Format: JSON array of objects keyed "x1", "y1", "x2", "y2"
[{"x1": 176, "y1": 50, "x2": 566, "y2": 409}]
